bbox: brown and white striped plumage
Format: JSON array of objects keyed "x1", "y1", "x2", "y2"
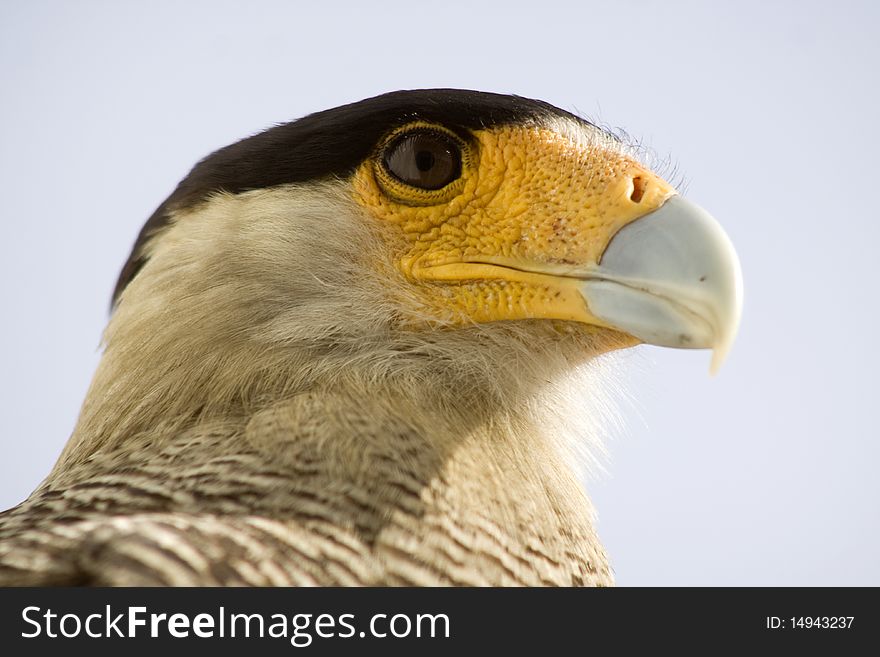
[
  {"x1": 0, "y1": 90, "x2": 740, "y2": 586},
  {"x1": 0, "y1": 389, "x2": 612, "y2": 585}
]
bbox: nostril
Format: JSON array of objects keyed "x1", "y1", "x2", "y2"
[
  {"x1": 629, "y1": 176, "x2": 648, "y2": 203},
  {"x1": 630, "y1": 176, "x2": 646, "y2": 203}
]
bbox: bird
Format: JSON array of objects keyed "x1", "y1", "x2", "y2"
[{"x1": 0, "y1": 89, "x2": 741, "y2": 586}]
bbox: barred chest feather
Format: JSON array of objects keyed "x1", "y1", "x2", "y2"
[{"x1": 0, "y1": 391, "x2": 611, "y2": 586}]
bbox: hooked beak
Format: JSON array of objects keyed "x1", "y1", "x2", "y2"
[{"x1": 579, "y1": 195, "x2": 743, "y2": 373}]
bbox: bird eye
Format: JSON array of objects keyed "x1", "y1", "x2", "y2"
[{"x1": 382, "y1": 131, "x2": 462, "y2": 191}]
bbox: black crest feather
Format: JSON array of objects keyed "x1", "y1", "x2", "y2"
[{"x1": 113, "y1": 89, "x2": 591, "y2": 304}]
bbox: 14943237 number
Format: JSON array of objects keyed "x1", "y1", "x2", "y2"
[
  {"x1": 792, "y1": 617, "x2": 854, "y2": 629},
  {"x1": 766, "y1": 616, "x2": 855, "y2": 629}
]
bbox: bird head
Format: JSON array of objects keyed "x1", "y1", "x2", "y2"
[
  {"x1": 64, "y1": 90, "x2": 742, "y2": 466},
  {"x1": 350, "y1": 112, "x2": 741, "y2": 373}
]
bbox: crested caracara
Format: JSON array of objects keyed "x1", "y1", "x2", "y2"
[{"x1": 0, "y1": 89, "x2": 741, "y2": 586}]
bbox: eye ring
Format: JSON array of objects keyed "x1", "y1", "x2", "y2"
[{"x1": 381, "y1": 128, "x2": 463, "y2": 191}]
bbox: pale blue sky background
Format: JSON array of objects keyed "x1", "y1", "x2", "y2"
[{"x1": 1, "y1": 0, "x2": 877, "y2": 585}]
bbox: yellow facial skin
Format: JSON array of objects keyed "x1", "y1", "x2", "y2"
[{"x1": 352, "y1": 122, "x2": 675, "y2": 328}]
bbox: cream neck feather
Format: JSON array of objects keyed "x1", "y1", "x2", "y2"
[{"x1": 52, "y1": 182, "x2": 622, "y2": 489}]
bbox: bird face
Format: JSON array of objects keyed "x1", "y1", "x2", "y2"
[
  {"x1": 353, "y1": 115, "x2": 741, "y2": 371},
  {"x1": 63, "y1": 90, "x2": 743, "y2": 470},
  {"x1": 114, "y1": 90, "x2": 741, "y2": 374}
]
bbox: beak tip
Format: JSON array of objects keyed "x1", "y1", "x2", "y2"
[
  {"x1": 709, "y1": 346, "x2": 728, "y2": 376},
  {"x1": 709, "y1": 242, "x2": 744, "y2": 375}
]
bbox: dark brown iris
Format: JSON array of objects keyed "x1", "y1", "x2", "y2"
[{"x1": 382, "y1": 131, "x2": 461, "y2": 190}]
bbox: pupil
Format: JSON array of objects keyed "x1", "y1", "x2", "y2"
[{"x1": 415, "y1": 150, "x2": 435, "y2": 171}]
